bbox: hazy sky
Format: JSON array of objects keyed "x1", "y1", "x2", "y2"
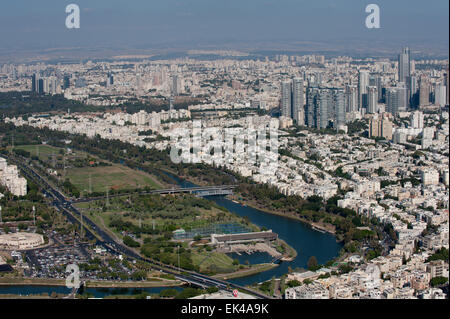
[{"x1": 0, "y1": 0, "x2": 448, "y2": 55}]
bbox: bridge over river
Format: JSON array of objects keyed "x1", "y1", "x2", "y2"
[{"x1": 71, "y1": 185, "x2": 237, "y2": 203}]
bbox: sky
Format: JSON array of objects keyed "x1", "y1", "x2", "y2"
[{"x1": 0, "y1": 0, "x2": 448, "y2": 57}]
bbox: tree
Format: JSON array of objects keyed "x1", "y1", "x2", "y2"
[
  {"x1": 287, "y1": 280, "x2": 301, "y2": 288},
  {"x1": 307, "y1": 256, "x2": 318, "y2": 270},
  {"x1": 430, "y1": 276, "x2": 448, "y2": 287},
  {"x1": 426, "y1": 248, "x2": 449, "y2": 263},
  {"x1": 159, "y1": 289, "x2": 178, "y2": 298},
  {"x1": 206, "y1": 287, "x2": 219, "y2": 294},
  {"x1": 123, "y1": 235, "x2": 140, "y2": 248}
]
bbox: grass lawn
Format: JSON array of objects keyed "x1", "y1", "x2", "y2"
[
  {"x1": 15, "y1": 144, "x2": 163, "y2": 193},
  {"x1": 66, "y1": 165, "x2": 161, "y2": 193},
  {"x1": 15, "y1": 144, "x2": 64, "y2": 160},
  {"x1": 76, "y1": 198, "x2": 236, "y2": 236},
  {"x1": 191, "y1": 251, "x2": 236, "y2": 274}
]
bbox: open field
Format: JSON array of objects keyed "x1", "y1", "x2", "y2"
[
  {"x1": 74, "y1": 194, "x2": 250, "y2": 241},
  {"x1": 15, "y1": 144, "x2": 63, "y2": 159},
  {"x1": 66, "y1": 165, "x2": 161, "y2": 193},
  {"x1": 191, "y1": 251, "x2": 236, "y2": 274},
  {"x1": 14, "y1": 144, "x2": 164, "y2": 193}
]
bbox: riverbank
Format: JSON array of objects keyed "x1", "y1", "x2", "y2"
[
  {"x1": 84, "y1": 278, "x2": 182, "y2": 288},
  {"x1": 0, "y1": 277, "x2": 66, "y2": 286},
  {"x1": 213, "y1": 263, "x2": 277, "y2": 280},
  {"x1": 0, "y1": 277, "x2": 182, "y2": 288},
  {"x1": 0, "y1": 294, "x2": 52, "y2": 299},
  {"x1": 172, "y1": 170, "x2": 338, "y2": 237},
  {"x1": 216, "y1": 241, "x2": 296, "y2": 262},
  {"x1": 278, "y1": 238, "x2": 297, "y2": 261},
  {"x1": 228, "y1": 193, "x2": 337, "y2": 236}
]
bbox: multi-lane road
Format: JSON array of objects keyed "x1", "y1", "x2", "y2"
[{"x1": 9, "y1": 155, "x2": 271, "y2": 299}]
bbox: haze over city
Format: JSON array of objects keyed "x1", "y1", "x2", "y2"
[{"x1": 0, "y1": 0, "x2": 448, "y2": 62}]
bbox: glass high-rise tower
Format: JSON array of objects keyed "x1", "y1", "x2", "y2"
[
  {"x1": 280, "y1": 80, "x2": 292, "y2": 118},
  {"x1": 358, "y1": 70, "x2": 370, "y2": 109},
  {"x1": 292, "y1": 77, "x2": 304, "y2": 125},
  {"x1": 398, "y1": 47, "x2": 410, "y2": 83}
]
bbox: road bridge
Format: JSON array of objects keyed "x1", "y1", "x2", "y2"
[{"x1": 71, "y1": 185, "x2": 237, "y2": 203}]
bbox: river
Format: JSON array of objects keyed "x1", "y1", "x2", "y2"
[
  {"x1": 168, "y1": 173, "x2": 343, "y2": 286},
  {"x1": 0, "y1": 285, "x2": 182, "y2": 298}
]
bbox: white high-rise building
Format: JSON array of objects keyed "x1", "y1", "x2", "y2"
[
  {"x1": 435, "y1": 84, "x2": 447, "y2": 107},
  {"x1": 421, "y1": 169, "x2": 440, "y2": 186},
  {"x1": 367, "y1": 86, "x2": 378, "y2": 114},
  {"x1": 0, "y1": 158, "x2": 27, "y2": 197},
  {"x1": 410, "y1": 111, "x2": 424, "y2": 129}
]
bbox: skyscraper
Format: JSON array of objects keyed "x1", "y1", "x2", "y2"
[
  {"x1": 49, "y1": 77, "x2": 58, "y2": 94},
  {"x1": 435, "y1": 84, "x2": 446, "y2": 107},
  {"x1": 345, "y1": 85, "x2": 358, "y2": 112},
  {"x1": 398, "y1": 47, "x2": 411, "y2": 83},
  {"x1": 63, "y1": 75, "x2": 71, "y2": 89},
  {"x1": 386, "y1": 87, "x2": 407, "y2": 114},
  {"x1": 317, "y1": 88, "x2": 330, "y2": 129},
  {"x1": 107, "y1": 73, "x2": 114, "y2": 87},
  {"x1": 369, "y1": 114, "x2": 393, "y2": 140},
  {"x1": 369, "y1": 74, "x2": 382, "y2": 101},
  {"x1": 419, "y1": 76, "x2": 430, "y2": 107},
  {"x1": 292, "y1": 77, "x2": 304, "y2": 125},
  {"x1": 409, "y1": 75, "x2": 419, "y2": 107},
  {"x1": 306, "y1": 87, "x2": 346, "y2": 130},
  {"x1": 31, "y1": 73, "x2": 38, "y2": 92},
  {"x1": 306, "y1": 86, "x2": 319, "y2": 127},
  {"x1": 172, "y1": 74, "x2": 178, "y2": 96},
  {"x1": 410, "y1": 111, "x2": 424, "y2": 129},
  {"x1": 37, "y1": 78, "x2": 44, "y2": 94},
  {"x1": 358, "y1": 70, "x2": 370, "y2": 110},
  {"x1": 367, "y1": 86, "x2": 378, "y2": 114},
  {"x1": 334, "y1": 89, "x2": 346, "y2": 130},
  {"x1": 281, "y1": 80, "x2": 292, "y2": 118}
]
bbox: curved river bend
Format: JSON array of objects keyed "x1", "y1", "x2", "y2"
[{"x1": 173, "y1": 175, "x2": 342, "y2": 286}]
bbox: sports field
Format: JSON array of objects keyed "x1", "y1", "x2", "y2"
[
  {"x1": 66, "y1": 165, "x2": 161, "y2": 193},
  {"x1": 14, "y1": 144, "x2": 163, "y2": 193}
]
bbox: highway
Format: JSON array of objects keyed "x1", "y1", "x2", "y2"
[{"x1": 9, "y1": 155, "x2": 271, "y2": 299}]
